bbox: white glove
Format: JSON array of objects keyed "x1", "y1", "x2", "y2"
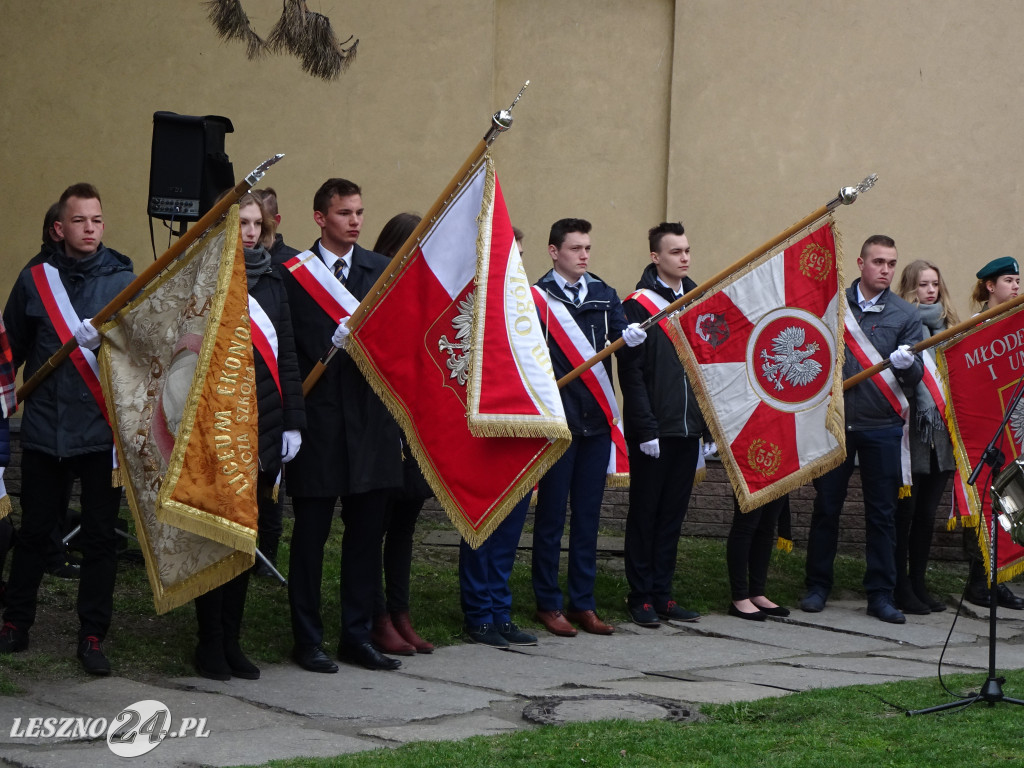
[
  {"x1": 281, "y1": 430, "x2": 302, "y2": 463},
  {"x1": 889, "y1": 344, "x2": 915, "y2": 370},
  {"x1": 73, "y1": 319, "x2": 101, "y2": 351},
  {"x1": 639, "y1": 438, "x2": 660, "y2": 459},
  {"x1": 331, "y1": 319, "x2": 350, "y2": 349},
  {"x1": 622, "y1": 323, "x2": 647, "y2": 348},
  {"x1": 703, "y1": 441, "x2": 717, "y2": 457}
]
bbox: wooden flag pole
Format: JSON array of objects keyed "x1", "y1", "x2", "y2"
[
  {"x1": 302, "y1": 83, "x2": 530, "y2": 396},
  {"x1": 556, "y1": 174, "x2": 879, "y2": 389},
  {"x1": 843, "y1": 291, "x2": 1024, "y2": 390},
  {"x1": 16, "y1": 154, "x2": 285, "y2": 404}
]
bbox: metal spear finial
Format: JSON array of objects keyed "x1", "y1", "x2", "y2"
[
  {"x1": 827, "y1": 173, "x2": 878, "y2": 211},
  {"x1": 245, "y1": 154, "x2": 285, "y2": 186},
  {"x1": 485, "y1": 81, "x2": 530, "y2": 144}
]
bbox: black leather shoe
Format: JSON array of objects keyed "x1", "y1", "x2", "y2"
[
  {"x1": 997, "y1": 584, "x2": 1024, "y2": 610},
  {"x1": 339, "y1": 641, "x2": 401, "y2": 670},
  {"x1": 292, "y1": 644, "x2": 339, "y2": 673}
]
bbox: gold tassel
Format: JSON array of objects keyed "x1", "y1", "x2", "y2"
[
  {"x1": 776, "y1": 536, "x2": 793, "y2": 553},
  {"x1": 0, "y1": 494, "x2": 10, "y2": 520},
  {"x1": 110, "y1": 468, "x2": 123, "y2": 488},
  {"x1": 898, "y1": 484, "x2": 912, "y2": 499},
  {"x1": 271, "y1": 481, "x2": 279, "y2": 503}
]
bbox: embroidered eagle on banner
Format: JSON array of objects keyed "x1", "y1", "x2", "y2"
[{"x1": 760, "y1": 326, "x2": 822, "y2": 391}]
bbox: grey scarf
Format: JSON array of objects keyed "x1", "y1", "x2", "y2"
[
  {"x1": 915, "y1": 302, "x2": 947, "y2": 445},
  {"x1": 244, "y1": 245, "x2": 272, "y2": 291}
]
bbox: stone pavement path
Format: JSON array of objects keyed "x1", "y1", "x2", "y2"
[{"x1": 1, "y1": 598, "x2": 1022, "y2": 767}]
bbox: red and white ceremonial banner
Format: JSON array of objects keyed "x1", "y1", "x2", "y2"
[
  {"x1": 938, "y1": 303, "x2": 1024, "y2": 581},
  {"x1": 348, "y1": 156, "x2": 570, "y2": 547},
  {"x1": 676, "y1": 223, "x2": 846, "y2": 512}
]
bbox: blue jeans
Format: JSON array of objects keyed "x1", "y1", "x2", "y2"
[
  {"x1": 805, "y1": 426, "x2": 903, "y2": 602},
  {"x1": 459, "y1": 493, "x2": 531, "y2": 626},
  {"x1": 531, "y1": 433, "x2": 610, "y2": 612}
]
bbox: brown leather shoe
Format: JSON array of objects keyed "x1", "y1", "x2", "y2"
[
  {"x1": 534, "y1": 609, "x2": 577, "y2": 637},
  {"x1": 371, "y1": 614, "x2": 416, "y2": 656},
  {"x1": 566, "y1": 609, "x2": 615, "y2": 635}
]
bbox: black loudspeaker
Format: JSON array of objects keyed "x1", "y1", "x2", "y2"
[{"x1": 147, "y1": 112, "x2": 235, "y2": 221}]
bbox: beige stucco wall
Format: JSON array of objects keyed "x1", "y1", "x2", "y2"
[{"x1": 1, "y1": 0, "x2": 1022, "y2": 322}]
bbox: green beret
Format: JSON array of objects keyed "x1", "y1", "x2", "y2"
[{"x1": 976, "y1": 257, "x2": 1019, "y2": 281}]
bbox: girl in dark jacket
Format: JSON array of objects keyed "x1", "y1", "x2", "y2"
[{"x1": 193, "y1": 193, "x2": 305, "y2": 679}]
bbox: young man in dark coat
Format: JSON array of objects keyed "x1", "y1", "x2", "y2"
[
  {"x1": 0, "y1": 183, "x2": 135, "y2": 674},
  {"x1": 530, "y1": 218, "x2": 645, "y2": 637},
  {"x1": 279, "y1": 178, "x2": 405, "y2": 672},
  {"x1": 800, "y1": 235, "x2": 924, "y2": 624},
  {"x1": 617, "y1": 221, "x2": 706, "y2": 628}
]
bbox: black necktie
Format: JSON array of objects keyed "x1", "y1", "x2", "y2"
[
  {"x1": 333, "y1": 258, "x2": 348, "y2": 285},
  {"x1": 566, "y1": 283, "x2": 581, "y2": 307}
]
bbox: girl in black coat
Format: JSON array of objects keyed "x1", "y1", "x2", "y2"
[{"x1": 193, "y1": 193, "x2": 305, "y2": 680}]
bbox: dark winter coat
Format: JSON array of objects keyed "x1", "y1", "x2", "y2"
[
  {"x1": 3, "y1": 244, "x2": 135, "y2": 457},
  {"x1": 280, "y1": 241, "x2": 403, "y2": 497},
  {"x1": 249, "y1": 266, "x2": 306, "y2": 480},
  {"x1": 617, "y1": 263, "x2": 706, "y2": 443},
  {"x1": 534, "y1": 269, "x2": 628, "y2": 436},
  {"x1": 842, "y1": 280, "x2": 924, "y2": 432}
]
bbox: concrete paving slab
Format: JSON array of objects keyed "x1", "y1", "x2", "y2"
[
  {"x1": 361, "y1": 714, "x2": 522, "y2": 744},
  {"x1": 596, "y1": 678, "x2": 793, "y2": 704},
  {"x1": 400, "y1": 644, "x2": 639, "y2": 696},
  {"x1": 785, "y1": 601, "x2": 980, "y2": 646},
  {"x1": 681, "y1": 615, "x2": 905, "y2": 655},
  {"x1": 869, "y1": 643, "x2": 1024, "y2": 671},
  {"x1": 0, "y1": 699, "x2": 81, "y2": 747},
  {"x1": 1, "y1": 725, "x2": 378, "y2": 768},
  {"x1": 774, "y1": 654, "x2": 942, "y2": 678},
  {"x1": 177, "y1": 662, "x2": 513, "y2": 723},
  {"x1": 518, "y1": 630, "x2": 792, "y2": 672},
  {"x1": 29, "y1": 677, "x2": 292, "y2": 733},
  {"x1": 700, "y1": 663, "x2": 911, "y2": 690}
]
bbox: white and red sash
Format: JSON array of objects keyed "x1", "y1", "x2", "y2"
[
  {"x1": 30, "y1": 263, "x2": 119, "y2": 476},
  {"x1": 843, "y1": 311, "x2": 912, "y2": 487},
  {"x1": 920, "y1": 349, "x2": 947, "y2": 420},
  {"x1": 624, "y1": 288, "x2": 705, "y2": 481},
  {"x1": 533, "y1": 286, "x2": 628, "y2": 480},
  {"x1": 627, "y1": 289, "x2": 675, "y2": 340},
  {"x1": 283, "y1": 250, "x2": 360, "y2": 323},
  {"x1": 248, "y1": 294, "x2": 281, "y2": 400}
]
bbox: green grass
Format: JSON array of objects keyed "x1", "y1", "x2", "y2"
[{"x1": 241, "y1": 671, "x2": 1024, "y2": 767}]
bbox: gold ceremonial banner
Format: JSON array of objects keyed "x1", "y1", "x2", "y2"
[{"x1": 99, "y1": 208, "x2": 258, "y2": 614}]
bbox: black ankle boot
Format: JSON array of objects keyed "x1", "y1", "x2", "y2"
[
  {"x1": 224, "y1": 642, "x2": 260, "y2": 680},
  {"x1": 894, "y1": 577, "x2": 930, "y2": 615}
]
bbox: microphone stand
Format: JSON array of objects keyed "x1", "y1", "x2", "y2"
[{"x1": 907, "y1": 378, "x2": 1024, "y2": 715}]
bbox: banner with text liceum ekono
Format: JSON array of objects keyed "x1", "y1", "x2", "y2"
[{"x1": 99, "y1": 207, "x2": 258, "y2": 613}]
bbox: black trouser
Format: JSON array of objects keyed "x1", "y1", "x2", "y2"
[
  {"x1": 195, "y1": 570, "x2": 250, "y2": 646},
  {"x1": 375, "y1": 493, "x2": 424, "y2": 616},
  {"x1": 624, "y1": 436, "x2": 699, "y2": 607},
  {"x1": 726, "y1": 496, "x2": 786, "y2": 601},
  {"x1": 288, "y1": 490, "x2": 391, "y2": 649},
  {"x1": 4, "y1": 449, "x2": 121, "y2": 640},
  {"x1": 895, "y1": 451, "x2": 951, "y2": 585}
]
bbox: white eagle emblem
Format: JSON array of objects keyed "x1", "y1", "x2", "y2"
[
  {"x1": 760, "y1": 325, "x2": 822, "y2": 392},
  {"x1": 1010, "y1": 399, "x2": 1024, "y2": 452},
  {"x1": 438, "y1": 290, "x2": 475, "y2": 386}
]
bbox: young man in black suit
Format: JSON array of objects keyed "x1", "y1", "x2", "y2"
[{"x1": 280, "y1": 179, "x2": 405, "y2": 672}]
